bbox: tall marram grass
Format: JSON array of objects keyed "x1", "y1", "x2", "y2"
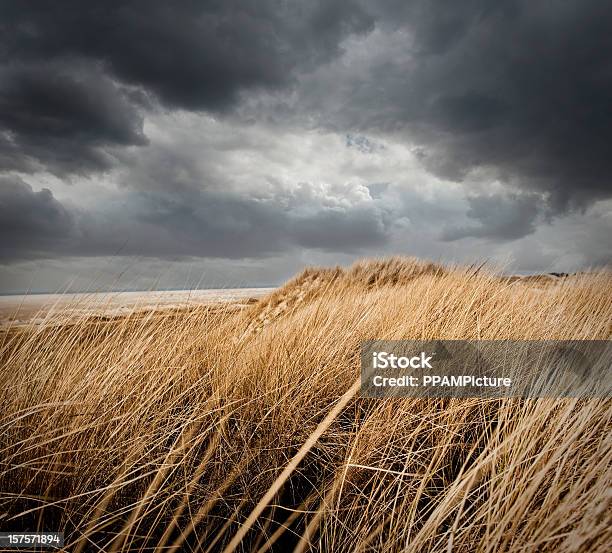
[{"x1": 0, "y1": 258, "x2": 610, "y2": 552}]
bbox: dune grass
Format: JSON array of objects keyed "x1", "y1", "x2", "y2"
[{"x1": 0, "y1": 258, "x2": 610, "y2": 552}]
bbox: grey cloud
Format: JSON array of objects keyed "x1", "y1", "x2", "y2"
[
  {"x1": 0, "y1": 176, "x2": 76, "y2": 260},
  {"x1": 5, "y1": 0, "x2": 611, "y2": 211},
  {"x1": 495, "y1": 203, "x2": 612, "y2": 271},
  {"x1": 1, "y1": 0, "x2": 372, "y2": 174},
  {"x1": 366, "y1": 182, "x2": 389, "y2": 200},
  {"x1": 292, "y1": 206, "x2": 388, "y2": 251},
  {"x1": 0, "y1": 172, "x2": 392, "y2": 263},
  {"x1": 1, "y1": 0, "x2": 610, "y2": 278},
  {"x1": 441, "y1": 192, "x2": 542, "y2": 241},
  {"x1": 0, "y1": 62, "x2": 148, "y2": 175},
  {"x1": 296, "y1": 0, "x2": 612, "y2": 213}
]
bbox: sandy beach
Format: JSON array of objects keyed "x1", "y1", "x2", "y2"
[{"x1": 0, "y1": 288, "x2": 273, "y2": 326}]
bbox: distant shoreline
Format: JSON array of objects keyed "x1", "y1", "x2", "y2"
[
  {"x1": 0, "y1": 285, "x2": 278, "y2": 297},
  {"x1": 0, "y1": 288, "x2": 275, "y2": 327}
]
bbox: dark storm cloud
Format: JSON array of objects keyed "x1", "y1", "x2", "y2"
[
  {"x1": 0, "y1": 0, "x2": 610, "y2": 271},
  {"x1": 441, "y1": 192, "x2": 542, "y2": 242},
  {"x1": 292, "y1": 207, "x2": 388, "y2": 251},
  {"x1": 4, "y1": 0, "x2": 611, "y2": 206},
  {"x1": 0, "y1": 176, "x2": 75, "y2": 260},
  {"x1": 0, "y1": 175, "x2": 390, "y2": 263},
  {"x1": 318, "y1": 0, "x2": 612, "y2": 213},
  {"x1": 112, "y1": 141, "x2": 391, "y2": 258},
  {"x1": 129, "y1": 192, "x2": 388, "y2": 257},
  {"x1": 1, "y1": 0, "x2": 372, "y2": 174},
  {"x1": 0, "y1": 62, "x2": 148, "y2": 174},
  {"x1": 3, "y1": 0, "x2": 372, "y2": 109}
]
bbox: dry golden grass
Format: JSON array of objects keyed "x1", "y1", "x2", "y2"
[{"x1": 0, "y1": 257, "x2": 610, "y2": 552}]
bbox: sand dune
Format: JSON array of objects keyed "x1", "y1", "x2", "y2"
[{"x1": 1, "y1": 258, "x2": 610, "y2": 551}]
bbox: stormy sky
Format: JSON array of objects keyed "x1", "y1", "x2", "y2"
[{"x1": 1, "y1": 0, "x2": 611, "y2": 293}]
